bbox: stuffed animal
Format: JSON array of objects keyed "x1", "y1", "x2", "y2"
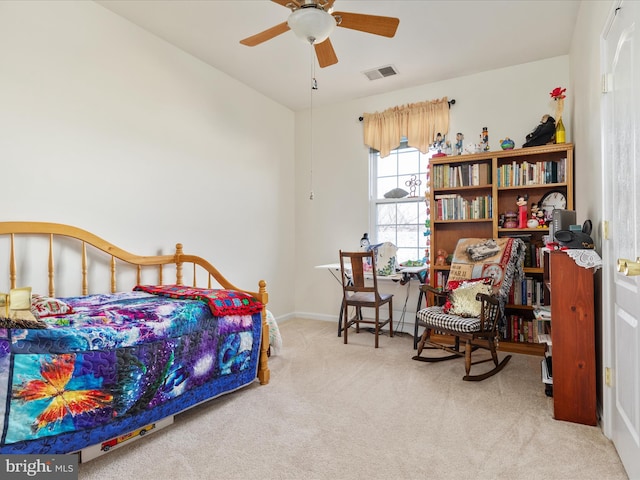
[
  {"x1": 523, "y1": 115, "x2": 556, "y2": 147},
  {"x1": 435, "y1": 248, "x2": 448, "y2": 266},
  {"x1": 530, "y1": 202, "x2": 539, "y2": 220}
]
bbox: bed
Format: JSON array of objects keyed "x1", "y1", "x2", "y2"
[{"x1": 0, "y1": 222, "x2": 270, "y2": 461}]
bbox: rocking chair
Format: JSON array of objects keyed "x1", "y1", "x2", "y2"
[
  {"x1": 412, "y1": 283, "x2": 511, "y2": 381},
  {"x1": 412, "y1": 238, "x2": 525, "y2": 381}
]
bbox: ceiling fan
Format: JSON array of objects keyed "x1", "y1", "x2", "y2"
[{"x1": 239, "y1": 0, "x2": 400, "y2": 68}]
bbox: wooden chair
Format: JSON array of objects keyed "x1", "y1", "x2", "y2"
[
  {"x1": 339, "y1": 250, "x2": 393, "y2": 348},
  {"x1": 412, "y1": 283, "x2": 511, "y2": 381}
]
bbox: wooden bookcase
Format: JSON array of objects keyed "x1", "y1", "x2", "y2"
[
  {"x1": 546, "y1": 249, "x2": 597, "y2": 425},
  {"x1": 428, "y1": 143, "x2": 574, "y2": 356}
]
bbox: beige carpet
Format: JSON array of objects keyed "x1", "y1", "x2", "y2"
[{"x1": 79, "y1": 318, "x2": 628, "y2": 480}]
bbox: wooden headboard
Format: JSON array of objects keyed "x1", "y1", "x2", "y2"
[{"x1": 0, "y1": 221, "x2": 270, "y2": 384}]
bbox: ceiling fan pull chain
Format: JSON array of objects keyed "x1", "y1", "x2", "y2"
[{"x1": 309, "y1": 42, "x2": 316, "y2": 200}]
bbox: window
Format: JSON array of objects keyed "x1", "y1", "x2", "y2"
[{"x1": 370, "y1": 141, "x2": 433, "y2": 264}]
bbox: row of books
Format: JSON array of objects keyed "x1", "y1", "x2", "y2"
[
  {"x1": 507, "y1": 275, "x2": 546, "y2": 306},
  {"x1": 496, "y1": 158, "x2": 567, "y2": 187},
  {"x1": 499, "y1": 314, "x2": 551, "y2": 344},
  {"x1": 434, "y1": 194, "x2": 492, "y2": 220},
  {"x1": 432, "y1": 270, "x2": 449, "y2": 291},
  {"x1": 523, "y1": 240, "x2": 545, "y2": 268},
  {"x1": 431, "y1": 162, "x2": 491, "y2": 188},
  {"x1": 537, "y1": 306, "x2": 552, "y2": 392}
]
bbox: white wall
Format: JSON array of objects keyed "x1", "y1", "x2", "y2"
[
  {"x1": 0, "y1": 1, "x2": 296, "y2": 315},
  {"x1": 295, "y1": 56, "x2": 571, "y2": 323},
  {"x1": 569, "y1": 0, "x2": 617, "y2": 432},
  {"x1": 0, "y1": 1, "x2": 618, "y2": 429},
  {"x1": 571, "y1": 1, "x2": 613, "y2": 247}
]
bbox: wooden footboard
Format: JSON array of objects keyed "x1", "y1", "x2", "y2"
[{"x1": 0, "y1": 221, "x2": 270, "y2": 385}]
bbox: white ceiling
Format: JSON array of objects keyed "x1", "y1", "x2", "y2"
[{"x1": 95, "y1": 0, "x2": 581, "y2": 112}]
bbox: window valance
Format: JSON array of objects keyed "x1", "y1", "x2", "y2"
[{"x1": 362, "y1": 97, "x2": 450, "y2": 158}]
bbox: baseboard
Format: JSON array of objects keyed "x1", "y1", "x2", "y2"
[{"x1": 293, "y1": 312, "x2": 418, "y2": 336}]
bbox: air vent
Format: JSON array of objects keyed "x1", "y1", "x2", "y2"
[{"x1": 363, "y1": 65, "x2": 398, "y2": 81}]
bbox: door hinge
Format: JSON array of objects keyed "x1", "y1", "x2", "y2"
[
  {"x1": 602, "y1": 73, "x2": 614, "y2": 93},
  {"x1": 603, "y1": 220, "x2": 610, "y2": 240},
  {"x1": 605, "y1": 367, "x2": 612, "y2": 387}
]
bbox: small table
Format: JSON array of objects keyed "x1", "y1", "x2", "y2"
[{"x1": 315, "y1": 263, "x2": 428, "y2": 337}]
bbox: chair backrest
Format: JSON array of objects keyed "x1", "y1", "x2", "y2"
[
  {"x1": 339, "y1": 250, "x2": 381, "y2": 297},
  {"x1": 477, "y1": 292, "x2": 502, "y2": 333}
]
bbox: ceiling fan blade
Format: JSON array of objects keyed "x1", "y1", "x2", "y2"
[
  {"x1": 271, "y1": 0, "x2": 300, "y2": 8},
  {"x1": 314, "y1": 38, "x2": 338, "y2": 68},
  {"x1": 240, "y1": 22, "x2": 290, "y2": 47},
  {"x1": 333, "y1": 12, "x2": 399, "y2": 38}
]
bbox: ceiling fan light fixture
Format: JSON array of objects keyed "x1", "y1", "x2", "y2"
[{"x1": 288, "y1": 7, "x2": 336, "y2": 44}]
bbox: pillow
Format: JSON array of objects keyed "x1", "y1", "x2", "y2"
[
  {"x1": 31, "y1": 294, "x2": 73, "y2": 318},
  {"x1": 445, "y1": 277, "x2": 492, "y2": 294},
  {"x1": 445, "y1": 279, "x2": 492, "y2": 318},
  {"x1": 443, "y1": 278, "x2": 489, "y2": 313}
]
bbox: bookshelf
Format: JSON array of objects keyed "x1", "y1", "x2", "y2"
[{"x1": 428, "y1": 143, "x2": 574, "y2": 356}]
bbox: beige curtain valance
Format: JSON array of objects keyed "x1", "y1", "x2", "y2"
[{"x1": 362, "y1": 97, "x2": 450, "y2": 157}]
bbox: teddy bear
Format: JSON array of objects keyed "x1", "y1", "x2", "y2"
[{"x1": 435, "y1": 248, "x2": 448, "y2": 266}]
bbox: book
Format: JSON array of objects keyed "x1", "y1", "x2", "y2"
[
  {"x1": 533, "y1": 306, "x2": 551, "y2": 320},
  {"x1": 538, "y1": 333, "x2": 552, "y2": 345}
]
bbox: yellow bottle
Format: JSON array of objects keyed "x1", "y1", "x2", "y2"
[{"x1": 555, "y1": 117, "x2": 566, "y2": 144}]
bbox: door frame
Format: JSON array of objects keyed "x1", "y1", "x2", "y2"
[{"x1": 599, "y1": 0, "x2": 621, "y2": 441}]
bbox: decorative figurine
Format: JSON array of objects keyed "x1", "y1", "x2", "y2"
[
  {"x1": 455, "y1": 132, "x2": 464, "y2": 155},
  {"x1": 480, "y1": 127, "x2": 489, "y2": 151},
  {"x1": 435, "y1": 248, "x2": 448, "y2": 266},
  {"x1": 530, "y1": 202, "x2": 539, "y2": 221},
  {"x1": 523, "y1": 114, "x2": 555, "y2": 147},
  {"x1": 500, "y1": 137, "x2": 515, "y2": 150},
  {"x1": 517, "y1": 194, "x2": 528, "y2": 229},
  {"x1": 433, "y1": 132, "x2": 445, "y2": 152},
  {"x1": 503, "y1": 211, "x2": 518, "y2": 228},
  {"x1": 360, "y1": 233, "x2": 370, "y2": 250},
  {"x1": 465, "y1": 143, "x2": 480, "y2": 154},
  {"x1": 404, "y1": 174, "x2": 422, "y2": 197}
]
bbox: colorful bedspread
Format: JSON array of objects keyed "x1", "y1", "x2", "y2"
[{"x1": 0, "y1": 288, "x2": 263, "y2": 455}]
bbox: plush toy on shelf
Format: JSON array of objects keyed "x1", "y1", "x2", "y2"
[
  {"x1": 435, "y1": 248, "x2": 448, "y2": 266},
  {"x1": 528, "y1": 202, "x2": 542, "y2": 228}
]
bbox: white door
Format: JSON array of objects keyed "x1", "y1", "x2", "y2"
[{"x1": 603, "y1": 1, "x2": 640, "y2": 478}]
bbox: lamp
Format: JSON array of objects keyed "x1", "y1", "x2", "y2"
[{"x1": 288, "y1": 6, "x2": 336, "y2": 44}]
